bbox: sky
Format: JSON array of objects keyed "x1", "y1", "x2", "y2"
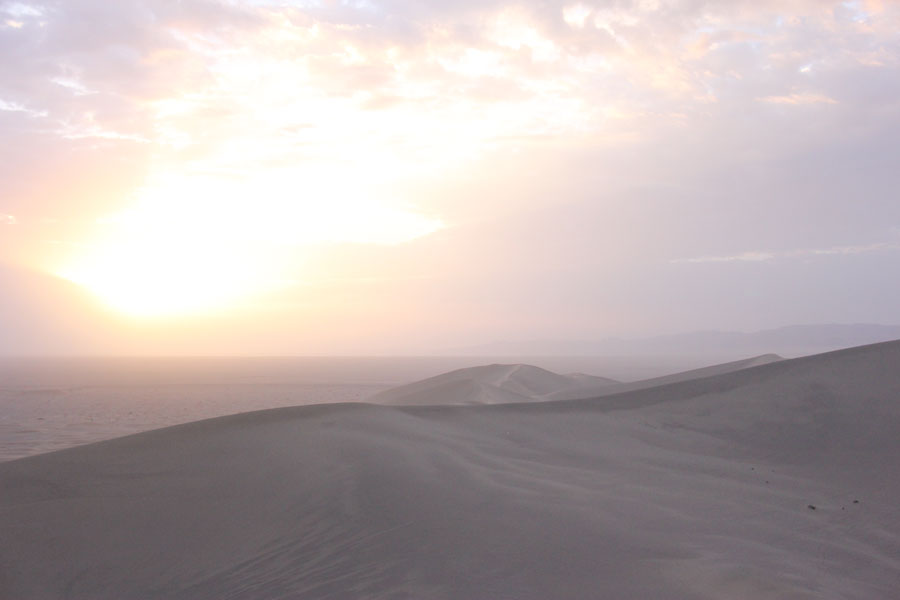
[{"x1": 0, "y1": 0, "x2": 899, "y2": 354}]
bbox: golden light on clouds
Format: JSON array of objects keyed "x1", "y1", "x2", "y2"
[
  {"x1": 58, "y1": 172, "x2": 442, "y2": 317},
  {"x1": 3, "y1": 0, "x2": 899, "y2": 347},
  {"x1": 49, "y1": 5, "x2": 621, "y2": 317},
  {"x1": 761, "y1": 92, "x2": 839, "y2": 105}
]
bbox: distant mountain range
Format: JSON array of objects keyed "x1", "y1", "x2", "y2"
[
  {"x1": 3, "y1": 264, "x2": 898, "y2": 359},
  {"x1": 454, "y1": 324, "x2": 900, "y2": 358}
]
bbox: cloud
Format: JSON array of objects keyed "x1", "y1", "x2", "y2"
[
  {"x1": 1, "y1": 213, "x2": 17, "y2": 225},
  {"x1": 802, "y1": 242, "x2": 900, "y2": 256},
  {"x1": 761, "y1": 93, "x2": 839, "y2": 105},
  {"x1": 0, "y1": 1, "x2": 894, "y2": 175},
  {"x1": 670, "y1": 251, "x2": 776, "y2": 264},
  {"x1": 672, "y1": 242, "x2": 900, "y2": 264},
  {"x1": 1, "y1": 0, "x2": 899, "y2": 340},
  {"x1": 0, "y1": 98, "x2": 46, "y2": 117}
]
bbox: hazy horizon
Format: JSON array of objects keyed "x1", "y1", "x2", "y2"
[{"x1": 2, "y1": 1, "x2": 899, "y2": 355}]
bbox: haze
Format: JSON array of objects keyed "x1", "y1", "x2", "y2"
[{"x1": 1, "y1": 0, "x2": 899, "y2": 354}]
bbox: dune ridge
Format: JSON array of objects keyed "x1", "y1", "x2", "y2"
[
  {"x1": 370, "y1": 354, "x2": 781, "y2": 405},
  {"x1": 562, "y1": 352, "x2": 785, "y2": 400},
  {"x1": 370, "y1": 363, "x2": 619, "y2": 405},
  {"x1": 1, "y1": 341, "x2": 899, "y2": 598}
]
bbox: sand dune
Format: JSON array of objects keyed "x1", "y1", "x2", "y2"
[
  {"x1": 577, "y1": 352, "x2": 784, "y2": 398},
  {"x1": 1, "y1": 341, "x2": 899, "y2": 598},
  {"x1": 370, "y1": 354, "x2": 781, "y2": 405},
  {"x1": 370, "y1": 363, "x2": 619, "y2": 405}
]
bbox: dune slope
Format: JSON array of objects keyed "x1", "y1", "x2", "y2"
[
  {"x1": 571, "y1": 352, "x2": 784, "y2": 399},
  {"x1": 1, "y1": 342, "x2": 899, "y2": 599}
]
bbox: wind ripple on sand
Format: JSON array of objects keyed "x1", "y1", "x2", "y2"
[{"x1": 1, "y1": 341, "x2": 899, "y2": 598}]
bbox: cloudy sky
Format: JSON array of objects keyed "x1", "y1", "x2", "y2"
[{"x1": 1, "y1": 0, "x2": 898, "y2": 353}]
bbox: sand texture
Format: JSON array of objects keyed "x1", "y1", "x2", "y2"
[{"x1": 1, "y1": 342, "x2": 899, "y2": 598}]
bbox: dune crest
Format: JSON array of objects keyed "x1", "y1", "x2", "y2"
[
  {"x1": 581, "y1": 352, "x2": 784, "y2": 398},
  {"x1": 370, "y1": 363, "x2": 619, "y2": 405},
  {"x1": 371, "y1": 354, "x2": 784, "y2": 406}
]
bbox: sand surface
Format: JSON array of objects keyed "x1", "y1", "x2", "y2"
[{"x1": 1, "y1": 342, "x2": 899, "y2": 598}]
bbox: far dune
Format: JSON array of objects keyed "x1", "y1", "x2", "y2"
[
  {"x1": 370, "y1": 354, "x2": 782, "y2": 405},
  {"x1": 370, "y1": 363, "x2": 619, "y2": 405}
]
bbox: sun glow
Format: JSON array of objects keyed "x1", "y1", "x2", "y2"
[
  {"x1": 35, "y1": 3, "x2": 701, "y2": 320},
  {"x1": 58, "y1": 172, "x2": 442, "y2": 317}
]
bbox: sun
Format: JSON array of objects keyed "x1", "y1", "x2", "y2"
[
  {"x1": 57, "y1": 172, "x2": 442, "y2": 318},
  {"x1": 60, "y1": 236, "x2": 280, "y2": 318}
]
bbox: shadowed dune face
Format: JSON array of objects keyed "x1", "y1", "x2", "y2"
[{"x1": 1, "y1": 341, "x2": 899, "y2": 598}]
